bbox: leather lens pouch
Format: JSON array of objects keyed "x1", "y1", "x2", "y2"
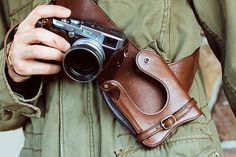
[
  {"x1": 100, "y1": 48, "x2": 202, "y2": 147},
  {"x1": 53, "y1": 0, "x2": 202, "y2": 147}
]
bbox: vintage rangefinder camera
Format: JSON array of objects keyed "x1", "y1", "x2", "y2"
[{"x1": 37, "y1": 18, "x2": 126, "y2": 82}]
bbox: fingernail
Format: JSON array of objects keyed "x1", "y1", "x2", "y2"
[
  {"x1": 64, "y1": 8, "x2": 71, "y2": 16},
  {"x1": 65, "y1": 42, "x2": 71, "y2": 50}
]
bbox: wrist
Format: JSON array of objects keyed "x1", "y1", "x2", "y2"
[
  {"x1": 7, "y1": 64, "x2": 30, "y2": 83},
  {"x1": 6, "y1": 43, "x2": 31, "y2": 83},
  {"x1": 5, "y1": 65, "x2": 41, "y2": 99}
]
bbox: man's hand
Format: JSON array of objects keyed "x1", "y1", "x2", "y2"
[{"x1": 8, "y1": 5, "x2": 71, "y2": 82}]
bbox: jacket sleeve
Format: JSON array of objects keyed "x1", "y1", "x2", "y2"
[
  {"x1": 0, "y1": 0, "x2": 53, "y2": 131},
  {"x1": 189, "y1": 0, "x2": 236, "y2": 116},
  {"x1": 0, "y1": 44, "x2": 43, "y2": 131}
]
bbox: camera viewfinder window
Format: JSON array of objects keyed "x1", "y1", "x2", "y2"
[{"x1": 103, "y1": 37, "x2": 118, "y2": 48}]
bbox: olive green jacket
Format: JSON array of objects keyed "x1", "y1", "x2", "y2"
[{"x1": 0, "y1": 0, "x2": 235, "y2": 157}]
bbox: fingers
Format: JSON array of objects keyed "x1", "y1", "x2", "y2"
[
  {"x1": 15, "y1": 28, "x2": 70, "y2": 52},
  {"x1": 20, "y1": 45, "x2": 64, "y2": 61},
  {"x1": 12, "y1": 60, "x2": 62, "y2": 76},
  {"x1": 18, "y1": 5, "x2": 71, "y2": 32},
  {"x1": 9, "y1": 44, "x2": 64, "y2": 75},
  {"x1": 7, "y1": 4, "x2": 71, "y2": 82}
]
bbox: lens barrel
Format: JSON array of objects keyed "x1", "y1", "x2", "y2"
[{"x1": 63, "y1": 38, "x2": 105, "y2": 82}]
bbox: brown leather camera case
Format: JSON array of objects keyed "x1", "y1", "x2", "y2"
[{"x1": 53, "y1": 0, "x2": 202, "y2": 147}]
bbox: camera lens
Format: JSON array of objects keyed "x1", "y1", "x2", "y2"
[
  {"x1": 63, "y1": 38, "x2": 105, "y2": 82},
  {"x1": 70, "y1": 50, "x2": 99, "y2": 76}
]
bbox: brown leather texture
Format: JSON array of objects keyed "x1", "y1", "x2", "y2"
[{"x1": 53, "y1": 0, "x2": 202, "y2": 147}]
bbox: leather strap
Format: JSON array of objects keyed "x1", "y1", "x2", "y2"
[{"x1": 136, "y1": 98, "x2": 197, "y2": 142}]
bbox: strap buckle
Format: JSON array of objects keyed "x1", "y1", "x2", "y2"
[{"x1": 160, "y1": 115, "x2": 176, "y2": 130}]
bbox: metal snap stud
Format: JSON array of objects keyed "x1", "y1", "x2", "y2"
[
  {"x1": 144, "y1": 58, "x2": 150, "y2": 63},
  {"x1": 103, "y1": 84, "x2": 110, "y2": 89}
]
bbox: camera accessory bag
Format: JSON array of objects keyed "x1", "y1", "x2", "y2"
[{"x1": 34, "y1": 0, "x2": 203, "y2": 147}]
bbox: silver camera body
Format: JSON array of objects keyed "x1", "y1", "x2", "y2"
[{"x1": 51, "y1": 18, "x2": 127, "y2": 82}]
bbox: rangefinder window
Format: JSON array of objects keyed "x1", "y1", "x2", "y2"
[{"x1": 103, "y1": 36, "x2": 118, "y2": 49}]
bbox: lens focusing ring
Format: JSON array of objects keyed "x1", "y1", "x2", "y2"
[{"x1": 63, "y1": 38, "x2": 105, "y2": 82}]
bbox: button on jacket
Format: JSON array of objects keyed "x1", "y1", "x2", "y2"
[{"x1": 1, "y1": 0, "x2": 235, "y2": 157}]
